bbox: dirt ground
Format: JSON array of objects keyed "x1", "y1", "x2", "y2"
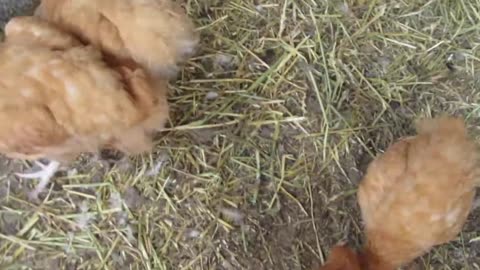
[
  {"x1": 0, "y1": 0, "x2": 38, "y2": 29},
  {"x1": 1, "y1": 0, "x2": 480, "y2": 269}
]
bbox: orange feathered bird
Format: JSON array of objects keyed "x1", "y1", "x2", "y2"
[
  {"x1": 34, "y1": 0, "x2": 199, "y2": 79},
  {"x1": 1, "y1": 0, "x2": 198, "y2": 199},
  {"x1": 319, "y1": 117, "x2": 479, "y2": 270},
  {"x1": 0, "y1": 16, "x2": 168, "y2": 199}
]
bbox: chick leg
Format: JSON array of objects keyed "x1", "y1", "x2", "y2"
[{"x1": 15, "y1": 160, "x2": 60, "y2": 200}]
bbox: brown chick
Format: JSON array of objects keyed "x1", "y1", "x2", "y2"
[
  {"x1": 1, "y1": 16, "x2": 168, "y2": 199},
  {"x1": 35, "y1": 0, "x2": 199, "y2": 79},
  {"x1": 319, "y1": 117, "x2": 478, "y2": 270}
]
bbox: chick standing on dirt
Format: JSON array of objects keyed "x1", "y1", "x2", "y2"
[
  {"x1": 319, "y1": 117, "x2": 479, "y2": 270},
  {"x1": 2, "y1": 0, "x2": 198, "y2": 199},
  {"x1": 0, "y1": 17, "x2": 169, "y2": 199}
]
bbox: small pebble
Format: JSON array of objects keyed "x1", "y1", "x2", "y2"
[
  {"x1": 219, "y1": 207, "x2": 245, "y2": 225},
  {"x1": 205, "y1": 91, "x2": 219, "y2": 100}
]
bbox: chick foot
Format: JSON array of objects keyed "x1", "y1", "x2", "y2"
[{"x1": 15, "y1": 160, "x2": 60, "y2": 200}]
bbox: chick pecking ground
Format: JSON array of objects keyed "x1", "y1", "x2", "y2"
[{"x1": 1, "y1": 0, "x2": 480, "y2": 269}]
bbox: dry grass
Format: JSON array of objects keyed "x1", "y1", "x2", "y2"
[{"x1": 2, "y1": 0, "x2": 480, "y2": 269}]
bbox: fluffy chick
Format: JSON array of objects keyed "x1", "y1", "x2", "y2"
[
  {"x1": 1, "y1": 16, "x2": 168, "y2": 198},
  {"x1": 319, "y1": 117, "x2": 479, "y2": 270}
]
